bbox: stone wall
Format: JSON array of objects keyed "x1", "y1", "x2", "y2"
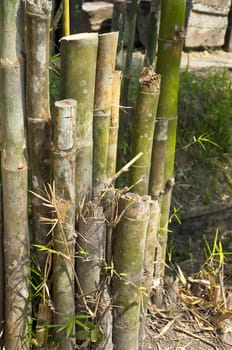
[{"x1": 185, "y1": 0, "x2": 231, "y2": 48}]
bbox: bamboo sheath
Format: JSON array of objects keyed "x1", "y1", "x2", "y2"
[
  {"x1": 93, "y1": 32, "x2": 118, "y2": 196},
  {"x1": 112, "y1": 193, "x2": 150, "y2": 350},
  {"x1": 26, "y1": 0, "x2": 52, "y2": 271},
  {"x1": 60, "y1": 33, "x2": 98, "y2": 209},
  {"x1": 151, "y1": 0, "x2": 186, "y2": 279},
  {"x1": 129, "y1": 67, "x2": 160, "y2": 195},
  {"x1": 0, "y1": 1, "x2": 30, "y2": 348},
  {"x1": 53, "y1": 99, "x2": 77, "y2": 350}
]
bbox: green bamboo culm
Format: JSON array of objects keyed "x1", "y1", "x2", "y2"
[
  {"x1": 139, "y1": 199, "x2": 160, "y2": 347},
  {"x1": 0, "y1": 1, "x2": 30, "y2": 348},
  {"x1": 112, "y1": 193, "x2": 150, "y2": 350},
  {"x1": 52, "y1": 99, "x2": 77, "y2": 350},
  {"x1": 111, "y1": 0, "x2": 126, "y2": 68},
  {"x1": 26, "y1": 0, "x2": 52, "y2": 272},
  {"x1": 60, "y1": 33, "x2": 98, "y2": 211},
  {"x1": 93, "y1": 32, "x2": 118, "y2": 196},
  {"x1": 129, "y1": 67, "x2": 160, "y2": 195},
  {"x1": 107, "y1": 70, "x2": 122, "y2": 182},
  {"x1": 144, "y1": 0, "x2": 161, "y2": 67},
  {"x1": 117, "y1": 0, "x2": 139, "y2": 169},
  {"x1": 150, "y1": 0, "x2": 186, "y2": 278}
]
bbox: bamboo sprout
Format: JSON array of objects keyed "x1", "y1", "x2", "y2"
[
  {"x1": 0, "y1": 1, "x2": 30, "y2": 348},
  {"x1": 26, "y1": 0, "x2": 52, "y2": 272},
  {"x1": 60, "y1": 33, "x2": 98, "y2": 209},
  {"x1": 112, "y1": 193, "x2": 150, "y2": 350},
  {"x1": 93, "y1": 32, "x2": 118, "y2": 196},
  {"x1": 52, "y1": 99, "x2": 77, "y2": 350},
  {"x1": 144, "y1": 0, "x2": 161, "y2": 67},
  {"x1": 151, "y1": 0, "x2": 186, "y2": 279},
  {"x1": 107, "y1": 70, "x2": 122, "y2": 181},
  {"x1": 63, "y1": 0, "x2": 70, "y2": 35},
  {"x1": 139, "y1": 199, "x2": 160, "y2": 346},
  {"x1": 129, "y1": 67, "x2": 160, "y2": 195}
]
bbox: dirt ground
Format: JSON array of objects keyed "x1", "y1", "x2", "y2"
[{"x1": 143, "y1": 49, "x2": 232, "y2": 350}]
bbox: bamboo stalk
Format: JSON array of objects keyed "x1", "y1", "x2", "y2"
[
  {"x1": 139, "y1": 199, "x2": 160, "y2": 347},
  {"x1": 26, "y1": 0, "x2": 52, "y2": 272},
  {"x1": 144, "y1": 0, "x2": 161, "y2": 67},
  {"x1": 52, "y1": 99, "x2": 77, "y2": 350},
  {"x1": 152, "y1": 0, "x2": 186, "y2": 279},
  {"x1": 0, "y1": 185, "x2": 4, "y2": 336},
  {"x1": 0, "y1": 1, "x2": 30, "y2": 348},
  {"x1": 60, "y1": 33, "x2": 98, "y2": 209},
  {"x1": 107, "y1": 70, "x2": 122, "y2": 182},
  {"x1": 93, "y1": 32, "x2": 118, "y2": 197},
  {"x1": 112, "y1": 193, "x2": 150, "y2": 350},
  {"x1": 63, "y1": 0, "x2": 70, "y2": 36},
  {"x1": 129, "y1": 67, "x2": 160, "y2": 195},
  {"x1": 111, "y1": 0, "x2": 126, "y2": 68}
]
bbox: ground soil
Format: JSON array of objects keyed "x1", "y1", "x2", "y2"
[{"x1": 143, "y1": 50, "x2": 232, "y2": 350}]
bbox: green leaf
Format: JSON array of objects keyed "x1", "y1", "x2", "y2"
[
  {"x1": 90, "y1": 327, "x2": 103, "y2": 343},
  {"x1": 76, "y1": 330, "x2": 90, "y2": 341}
]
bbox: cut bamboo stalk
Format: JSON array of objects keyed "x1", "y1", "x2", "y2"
[
  {"x1": 60, "y1": 33, "x2": 98, "y2": 210},
  {"x1": 107, "y1": 70, "x2": 122, "y2": 182},
  {"x1": 112, "y1": 193, "x2": 150, "y2": 350},
  {"x1": 129, "y1": 67, "x2": 160, "y2": 195},
  {"x1": 26, "y1": 0, "x2": 52, "y2": 272},
  {"x1": 0, "y1": 1, "x2": 30, "y2": 348},
  {"x1": 76, "y1": 202, "x2": 105, "y2": 311},
  {"x1": 152, "y1": 0, "x2": 186, "y2": 280},
  {"x1": 139, "y1": 199, "x2": 160, "y2": 347},
  {"x1": 52, "y1": 99, "x2": 77, "y2": 350},
  {"x1": 93, "y1": 32, "x2": 118, "y2": 196}
]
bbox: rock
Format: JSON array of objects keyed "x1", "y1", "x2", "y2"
[
  {"x1": 185, "y1": 0, "x2": 231, "y2": 48},
  {"x1": 82, "y1": 1, "x2": 113, "y2": 32}
]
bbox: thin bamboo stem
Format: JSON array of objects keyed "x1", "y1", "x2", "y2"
[
  {"x1": 52, "y1": 99, "x2": 77, "y2": 350},
  {"x1": 107, "y1": 70, "x2": 122, "y2": 182},
  {"x1": 63, "y1": 0, "x2": 70, "y2": 35}
]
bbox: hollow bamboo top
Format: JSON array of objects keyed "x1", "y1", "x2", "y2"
[{"x1": 60, "y1": 33, "x2": 98, "y2": 42}]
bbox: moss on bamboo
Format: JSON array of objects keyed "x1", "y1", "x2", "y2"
[
  {"x1": 129, "y1": 68, "x2": 160, "y2": 195},
  {"x1": 151, "y1": 0, "x2": 186, "y2": 280},
  {"x1": 112, "y1": 193, "x2": 150, "y2": 349}
]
